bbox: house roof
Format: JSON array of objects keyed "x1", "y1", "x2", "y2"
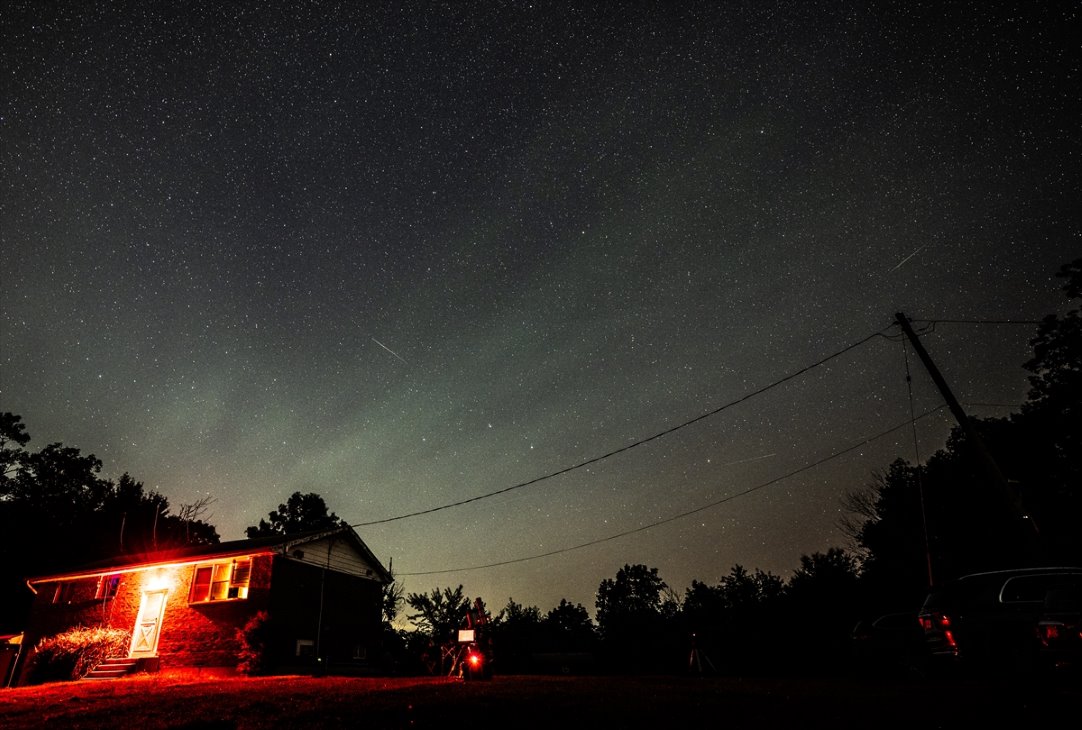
[{"x1": 26, "y1": 525, "x2": 393, "y2": 585}]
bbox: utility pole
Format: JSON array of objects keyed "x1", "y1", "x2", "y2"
[{"x1": 894, "y1": 313, "x2": 1041, "y2": 554}]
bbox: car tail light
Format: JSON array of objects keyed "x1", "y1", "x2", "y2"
[
  {"x1": 920, "y1": 613, "x2": 951, "y2": 631},
  {"x1": 920, "y1": 613, "x2": 957, "y2": 647},
  {"x1": 1038, "y1": 623, "x2": 1062, "y2": 647}
]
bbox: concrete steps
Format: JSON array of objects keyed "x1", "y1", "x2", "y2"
[{"x1": 83, "y1": 656, "x2": 146, "y2": 680}]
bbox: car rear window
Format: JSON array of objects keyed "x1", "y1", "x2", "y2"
[{"x1": 1000, "y1": 574, "x2": 1082, "y2": 604}]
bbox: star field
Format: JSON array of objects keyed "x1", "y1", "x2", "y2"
[{"x1": 2, "y1": 2, "x2": 1078, "y2": 616}]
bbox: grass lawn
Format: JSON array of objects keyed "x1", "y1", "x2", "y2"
[{"x1": 1, "y1": 670, "x2": 1079, "y2": 729}]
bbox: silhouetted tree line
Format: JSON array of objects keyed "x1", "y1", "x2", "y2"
[
  {"x1": 3, "y1": 259, "x2": 1077, "y2": 675},
  {"x1": 393, "y1": 553, "x2": 863, "y2": 677},
  {"x1": 390, "y1": 585, "x2": 597, "y2": 676}
]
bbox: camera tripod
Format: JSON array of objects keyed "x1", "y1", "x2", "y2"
[{"x1": 688, "y1": 633, "x2": 716, "y2": 675}]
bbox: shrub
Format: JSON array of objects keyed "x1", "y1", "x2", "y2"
[
  {"x1": 25, "y1": 626, "x2": 131, "y2": 684},
  {"x1": 237, "y1": 610, "x2": 273, "y2": 675}
]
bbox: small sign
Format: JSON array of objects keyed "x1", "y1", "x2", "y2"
[{"x1": 457, "y1": 629, "x2": 475, "y2": 643}]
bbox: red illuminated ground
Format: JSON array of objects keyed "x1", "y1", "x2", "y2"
[{"x1": 1, "y1": 670, "x2": 1078, "y2": 729}]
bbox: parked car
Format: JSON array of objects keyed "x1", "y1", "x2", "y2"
[
  {"x1": 918, "y1": 566, "x2": 1082, "y2": 675},
  {"x1": 1036, "y1": 579, "x2": 1082, "y2": 674},
  {"x1": 851, "y1": 612, "x2": 927, "y2": 675}
]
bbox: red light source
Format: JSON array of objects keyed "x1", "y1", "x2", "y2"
[
  {"x1": 468, "y1": 652, "x2": 482, "y2": 668},
  {"x1": 1037, "y1": 624, "x2": 1061, "y2": 647},
  {"x1": 919, "y1": 613, "x2": 951, "y2": 632}
]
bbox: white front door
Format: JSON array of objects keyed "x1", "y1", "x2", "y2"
[{"x1": 129, "y1": 589, "x2": 169, "y2": 658}]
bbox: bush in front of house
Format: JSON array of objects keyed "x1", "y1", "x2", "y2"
[
  {"x1": 24, "y1": 626, "x2": 132, "y2": 684},
  {"x1": 237, "y1": 610, "x2": 273, "y2": 675}
]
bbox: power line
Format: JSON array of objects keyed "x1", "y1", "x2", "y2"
[
  {"x1": 352, "y1": 326, "x2": 893, "y2": 528},
  {"x1": 910, "y1": 318, "x2": 1043, "y2": 325},
  {"x1": 397, "y1": 405, "x2": 948, "y2": 576},
  {"x1": 878, "y1": 317, "x2": 1040, "y2": 344},
  {"x1": 879, "y1": 322, "x2": 934, "y2": 342}
]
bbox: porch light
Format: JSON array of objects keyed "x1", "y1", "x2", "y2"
[{"x1": 143, "y1": 567, "x2": 176, "y2": 592}]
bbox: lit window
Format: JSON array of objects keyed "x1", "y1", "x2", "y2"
[
  {"x1": 229, "y1": 558, "x2": 251, "y2": 598},
  {"x1": 189, "y1": 558, "x2": 253, "y2": 602},
  {"x1": 95, "y1": 574, "x2": 120, "y2": 600}
]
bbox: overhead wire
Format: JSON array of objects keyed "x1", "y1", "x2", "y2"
[
  {"x1": 881, "y1": 316, "x2": 1042, "y2": 348},
  {"x1": 352, "y1": 325, "x2": 895, "y2": 528},
  {"x1": 879, "y1": 321, "x2": 934, "y2": 342},
  {"x1": 397, "y1": 404, "x2": 950, "y2": 576},
  {"x1": 909, "y1": 318, "x2": 1043, "y2": 326}
]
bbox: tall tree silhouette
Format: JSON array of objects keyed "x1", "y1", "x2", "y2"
[
  {"x1": 595, "y1": 564, "x2": 679, "y2": 671},
  {"x1": 405, "y1": 584, "x2": 471, "y2": 674},
  {"x1": 596, "y1": 564, "x2": 669, "y2": 639},
  {"x1": 405, "y1": 584, "x2": 471, "y2": 643},
  {"x1": 785, "y1": 548, "x2": 863, "y2": 672},
  {"x1": 245, "y1": 491, "x2": 345, "y2": 537},
  {"x1": 544, "y1": 599, "x2": 596, "y2": 652},
  {"x1": 1017, "y1": 258, "x2": 1082, "y2": 558},
  {"x1": 682, "y1": 565, "x2": 786, "y2": 674},
  {"x1": 489, "y1": 598, "x2": 544, "y2": 672}
]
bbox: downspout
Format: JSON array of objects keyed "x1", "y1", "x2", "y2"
[
  {"x1": 2, "y1": 636, "x2": 23, "y2": 688},
  {"x1": 315, "y1": 539, "x2": 332, "y2": 672},
  {"x1": 11, "y1": 581, "x2": 38, "y2": 687}
]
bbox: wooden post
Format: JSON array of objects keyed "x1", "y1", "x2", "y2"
[{"x1": 894, "y1": 312, "x2": 1041, "y2": 552}]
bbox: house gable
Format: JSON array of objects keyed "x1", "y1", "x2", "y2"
[{"x1": 279, "y1": 534, "x2": 385, "y2": 581}]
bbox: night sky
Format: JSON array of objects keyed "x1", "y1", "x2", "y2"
[{"x1": 2, "y1": 2, "x2": 1078, "y2": 618}]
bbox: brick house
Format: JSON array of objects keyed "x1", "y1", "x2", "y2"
[{"x1": 16, "y1": 525, "x2": 391, "y2": 683}]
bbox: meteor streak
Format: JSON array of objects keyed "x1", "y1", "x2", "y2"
[
  {"x1": 372, "y1": 337, "x2": 408, "y2": 365},
  {"x1": 717, "y1": 453, "x2": 777, "y2": 467},
  {"x1": 889, "y1": 245, "x2": 927, "y2": 272}
]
